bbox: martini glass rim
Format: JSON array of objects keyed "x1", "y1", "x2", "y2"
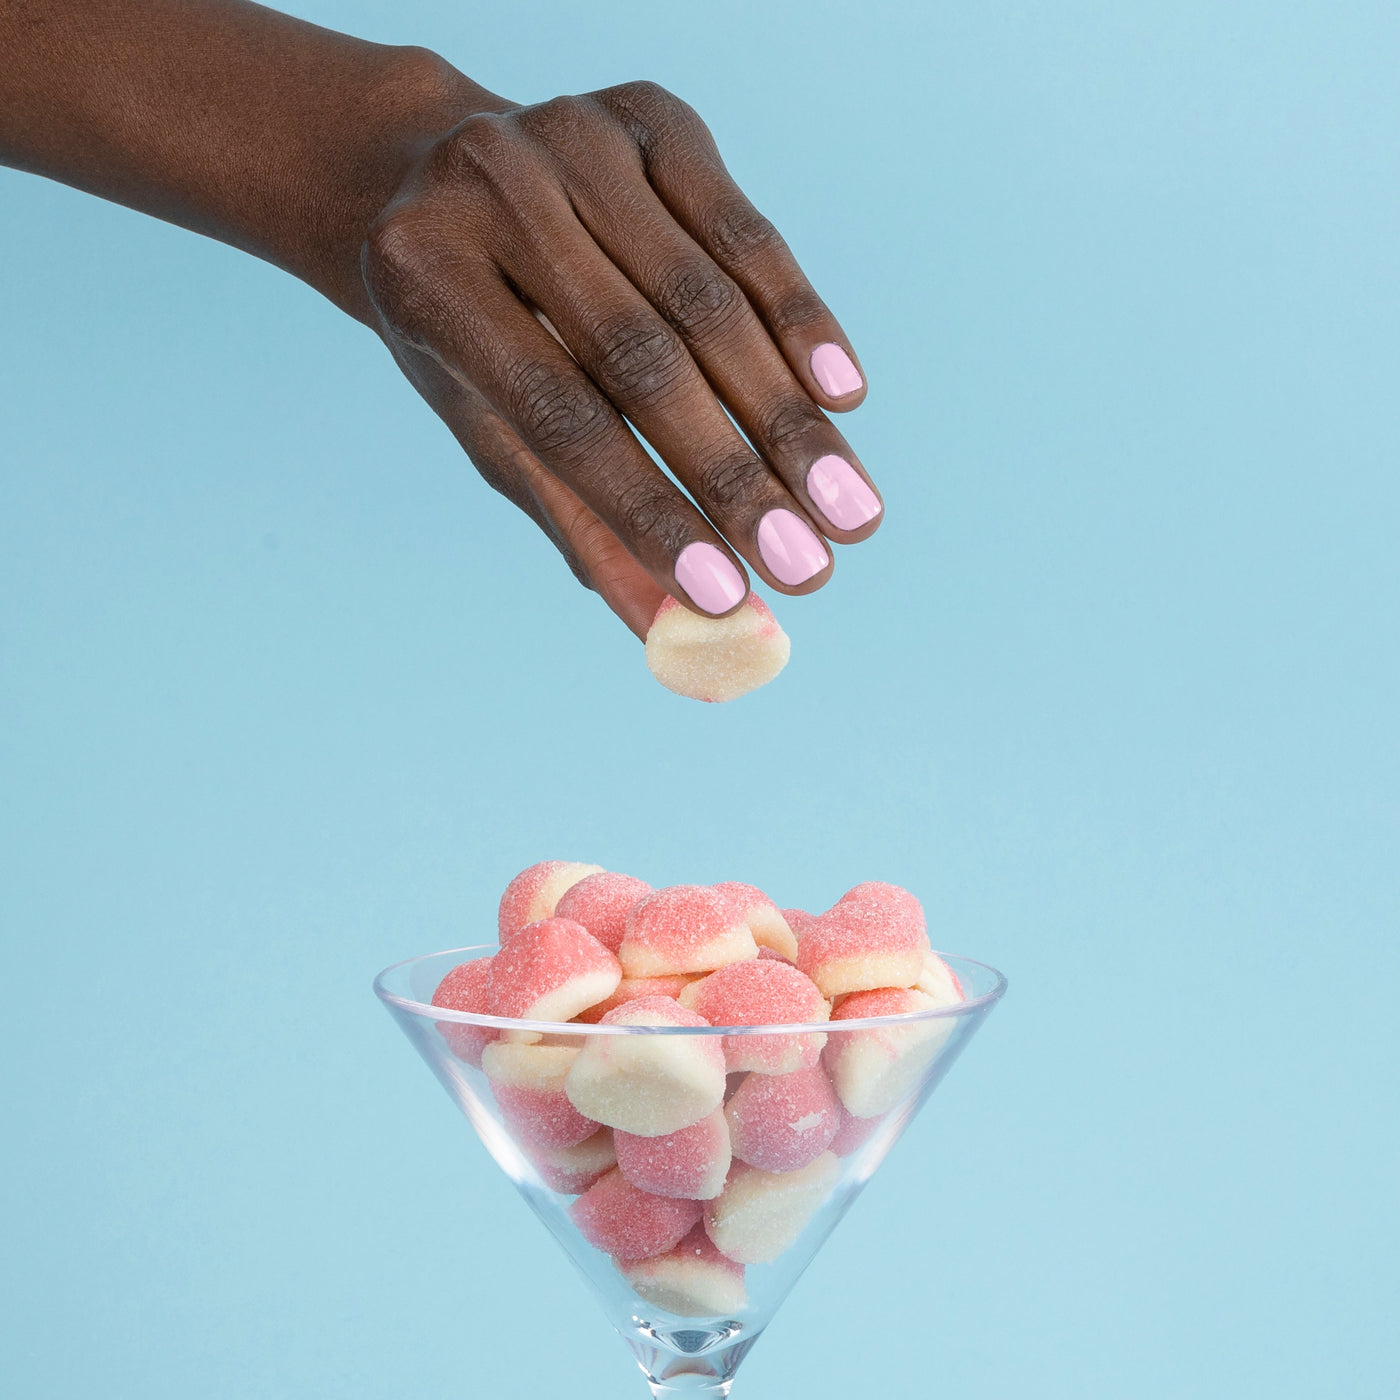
[{"x1": 373, "y1": 944, "x2": 1007, "y2": 1036}]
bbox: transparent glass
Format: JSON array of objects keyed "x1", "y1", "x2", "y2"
[{"x1": 375, "y1": 946, "x2": 1006, "y2": 1398}]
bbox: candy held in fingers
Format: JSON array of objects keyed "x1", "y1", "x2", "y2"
[
  {"x1": 554, "y1": 872, "x2": 653, "y2": 954},
  {"x1": 573, "y1": 974, "x2": 696, "y2": 1024},
  {"x1": 614, "y1": 1108, "x2": 731, "y2": 1200},
  {"x1": 565, "y1": 996, "x2": 727, "y2": 1137},
  {"x1": 525, "y1": 1128, "x2": 617, "y2": 1195},
  {"x1": 498, "y1": 861, "x2": 604, "y2": 942},
  {"x1": 620, "y1": 885, "x2": 759, "y2": 978},
  {"x1": 824, "y1": 987, "x2": 953, "y2": 1118},
  {"x1": 489, "y1": 918, "x2": 621, "y2": 1025},
  {"x1": 645, "y1": 595, "x2": 790, "y2": 703},
  {"x1": 430, "y1": 956, "x2": 497, "y2": 1067},
  {"x1": 797, "y1": 893, "x2": 929, "y2": 998},
  {"x1": 481, "y1": 1041, "x2": 598, "y2": 1149},
  {"x1": 680, "y1": 959, "x2": 829, "y2": 1074},
  {"x1": 619, "y1": 1224, "x2": 747, "y2": 1318},
  {"x1": 725, "y1": 1067, "x2": 840, "y2": 1173},
  {"x1": 569, "y1": 1167, "x2": 701, "y2": 1261},
  {"x1": 703, "y1": 1153, "x2": 842, "y2": 1265},
  {"x1": 712, "y1": 881, "x2": 799, "y2": 961}
]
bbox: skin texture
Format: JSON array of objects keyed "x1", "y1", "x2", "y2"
[{"x1": 0, "y1": 1, "x2": 884, "y2": 639}]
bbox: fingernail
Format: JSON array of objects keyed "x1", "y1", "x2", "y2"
[
  {"x1": 757, "y1": 509, "x2": 829, "y2": 585},
  {"x1": 806, "y1": 455, "x2": 883, "y2": 531},
  {"x1": 810, "y1": 342, "x2": 863, "y2": 398},
  {"x1": 674, "y1": 541, "x2": 747, "y2": 615}
]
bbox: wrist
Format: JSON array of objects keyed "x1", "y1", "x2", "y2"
[{"x1": 281, "y1": 46, "x2": 507, "y2": 323}]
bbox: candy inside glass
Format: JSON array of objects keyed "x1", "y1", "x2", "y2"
[{"x1": 374, "y1": 946, "x2": 1006, "y2": 1398}]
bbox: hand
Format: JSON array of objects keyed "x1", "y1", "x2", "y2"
[
  {"x1": 0, "y1": 5, "x2": 883, "y2": 639},
  {"x1": 363, "y1": 82, "x2": 883, "y2": 637}
]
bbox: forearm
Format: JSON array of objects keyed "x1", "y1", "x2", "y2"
[{"x1": 0, "y1": 0, "x2": 504, "y2": 319}]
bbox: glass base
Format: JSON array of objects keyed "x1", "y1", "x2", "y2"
[{"x1": 626, "y1": 1317, "x2": 762, "y2": 1397}]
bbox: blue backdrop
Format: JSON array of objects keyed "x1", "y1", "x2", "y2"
[{"x1": 2, "y1": 2, "x2": 1396, "y2": 1396}]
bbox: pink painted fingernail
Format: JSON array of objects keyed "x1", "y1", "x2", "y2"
[
  {"x1": 757, "y1": 509, "x2": 829, "y2": 585},
  {"x1": 810, "y1": 342, "x2": 863, "y2": 398},
  {"x1": 806, "y1": 455, "x2": 883, "y2": 531},
  {"x1": 674, "y1": 541, "x2": 747, "y2": 615}
]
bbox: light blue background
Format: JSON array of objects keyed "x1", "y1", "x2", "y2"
[{"x1": 2, "y1": 2, "x2": 1396, "y2": 1396}]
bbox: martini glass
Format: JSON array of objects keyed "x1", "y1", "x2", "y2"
[{"x1": 375, "y1": 946, "x2": 1005, "y2": 1398}]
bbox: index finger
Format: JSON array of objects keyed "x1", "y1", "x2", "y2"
[{"x1": 598, "y1": 82, "x2": 868, "y2": 412}]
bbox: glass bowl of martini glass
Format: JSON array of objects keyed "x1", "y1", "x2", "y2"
[{"x1": 374, "y1": 939, "x2": 1006, "y2": 1398}]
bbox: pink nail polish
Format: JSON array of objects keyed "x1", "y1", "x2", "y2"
[
  {"x1": 806, "y1": 455, "x2": 882, "y2": 531},
  {"x1": 809, "y1": 342, "x2": 863, "y2": 398},
  {"x1": 674, "y1": 541, "x2": 747, "y2": 615},
  {"x1": 757, "y1": 509, "x2": 829, "y2": 586}
]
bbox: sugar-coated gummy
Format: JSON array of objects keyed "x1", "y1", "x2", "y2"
[
  {"x1": 712, "y1": 881, "x2": 800, "y2": 961},
  {"x1": 796, "y1": 893, "x2": 929, "y2": 998},
  {"x1": 620, "y1": 885, "x2": 759, "y2": 978},
  {"x1": 564, "y1": 996, "x2": 727, "y2": 1137},
  {"x1": 703, "y1": 1153, "x2": 842, "y2": 1265},
  {"x1": 619, "y1": 1224, "x2": 747, "y2": 1318},
  {"x1": 554, "y1": 872, "x2": 653, "y2": 954},
  {"x1": 481, "y1": 1042, "x2": 599, "y2": 1149},
  {"x1": 614, "y1": 1107, "x2": 732, "y2": 1200},
  {"x1": 430, "y1": 956, "x2": 497, "y2": 1067},
  {"x1": 682, "y1": 959, "x2": 830, "y2": 1074},
  {"x1": 644, "y1": 595, "x2": 791, "y2": 703},
  {"x1": 488, "y1": 917, "x2": 621, "y2": 1023},
  {"x1": 497, "y1": 860, "x2": 604, "y2": 942},
  {"x1": 569, "y1": 1167, "x2": 701, "y2": 1261},
  {"x1": 525, "y1": 1128, "x2": 617, "y2": 1195},
  {"x1": 724, "y1": 1066, "x2": 841, "y2": 1173},
  {"x1": 824, "y1": 987, "x2": 954, "y2": 1117}
]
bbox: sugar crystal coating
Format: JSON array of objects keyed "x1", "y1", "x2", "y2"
[
  {"x1": 620, "y1": 885, "x2": 759, "y2": 978},
  {"x1": 481, "y1": 1041, "x2": 599, "y2": 1149},
  {"x1": 615, "y1": 1107, "x2": 732, "y2": 1200},
  {"x1": 682, "y1": 959, "x2": 830, "y2": 1074},
  {"x1": 824, "y1": 987, "x2": 953, "y2": 1117},
  {"x1": 569, "y1": 1167, "x2": 701, "y2": 1261},
  {"x1": 498, "y1": 861, "x2": 604, "y2": 942},
  {"x1": 573, "y1": 974, "x2": 697, "y2": 1024},
  {"x1": 524, "y1": 1127, "x2": 617, "y2": 1194},
  {"x1": 619, "y1": 1224, "x2": 747, "y2": 1318},
  {"x1": 781, "y1": 908, "x2": 818, "y2": 939},
  {"x1": 554, "y1": 872, "x2": 653, "y2": 953},
  {"x1": 430, "y1": 956, "x2": 497, "y2": 1067},
  {"x1": 488, "y1": 917, "x2": 621, "y2": 1023},
  {"x1": 712, "y1": 881, "x2": 800, "y2": 961},
  {"x1": 564, "y1": 996, "x2": 727, "y2": 1137},
  {"x1": 645, "y1": 595, "x2": 790, "y2": 703},
  {"x1": 796, "y1": 892, "x2": 929, "y2": 998},
  {"x1": 725, "y1": 1066, "x2": 840, "y2": 1173},
  {"x1": 703, "y1": 1153, "x2": 842, "y2": 1264}
]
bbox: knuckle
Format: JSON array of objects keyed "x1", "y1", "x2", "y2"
[
  {"x1": 705, "y1": 201, "x2": 781, "y2": 266},
  {"x1": 756, "y1": 396, "x2": 826, "y2": 454},
  {"x1": 768, "y1": 286, "x2": 829, "y2": 334},
  {"x1": 362, "y1": 208, "x2": 436, "y2": 328},
  {"x1": 596, "y1": 79, "x2": 696, "y2": 146},
  {"x1": 652, "y1": 260, "x2": 747, "y2": 342},
  {"x1": 519, "y1": 94, "x2": 594, "y2": 144},
  {"x1": 508, "y1": 360, "x2": 610, "y2": 458},
  {"x1": 591, "y1": 309, "x2": 690, "y2": 407},
  {"x1": 611, "y1": 481, "x2": 679, "y2": 547},
  {"x1": 438, "y1": 112, "x2": 520, "y2": 186},
  {"x1": 698, "y1": 448, "x2": 763, "y2": 513}
]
